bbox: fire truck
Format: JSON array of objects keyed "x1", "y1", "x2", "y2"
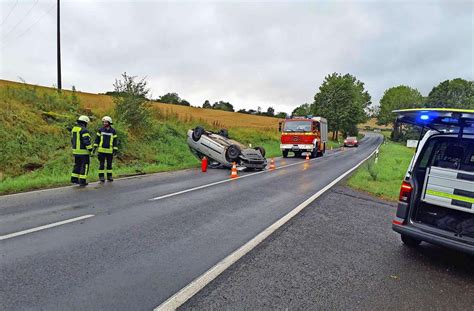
[{"x1": 279, "y1": 116, "x2": 328, "y2": 158}]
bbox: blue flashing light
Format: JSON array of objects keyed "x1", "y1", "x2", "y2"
[{"x1": 420, "y1": 114, "x2": 429, "y2": 121}]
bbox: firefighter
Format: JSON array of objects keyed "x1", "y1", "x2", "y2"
[
  {"x1": 71, "y1": 115, "x2": 93, "y2": 186},
  {"x1": 93, "y1": 116, "x2": 118, "y2": 182}
]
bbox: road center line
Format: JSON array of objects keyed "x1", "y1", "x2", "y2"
[
  {"x1": 154, "y1": 140, "x2": 381, "y2": 310},
  {"x1": 0, "y1": 214, "x2": 95, "y2": 241},
  {"x1": 149, "y1": 150, "x2": 342, "y2": 201}
]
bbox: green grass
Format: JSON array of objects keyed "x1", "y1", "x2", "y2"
[
  {"x1": 347, "y1": 139, "x2": 414, "y2": 201},
  {"x1": 0, "y1": 84, "x2": 284, "y2": 194}
]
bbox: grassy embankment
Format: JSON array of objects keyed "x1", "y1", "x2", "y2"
[
  {"x1": 0, "y1": 80, "x2": 341, "y2": 194},
  {"x1": 347, "y1": 130, "x2": 415, "y2": 201}
]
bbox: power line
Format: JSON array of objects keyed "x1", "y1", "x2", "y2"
[
  {"x1": 0, "y1": 0, "x2": 19, "y2": 27},
  {"x1": 2, "y1": 0, "x2": 39, "y2": 40},
  {"x1": 15, "y1": 3, "x2": 55, "y2": 40}
]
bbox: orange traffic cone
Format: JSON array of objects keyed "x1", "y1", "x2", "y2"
[
  {"x1": 306, "y1": 153, "x2": 310, "y2": 160},
  {"x1": 269, "y1": 158, "x2": 276, "y2": 170},
  {"x1": 230, "y1": 162, "x2": 239, "y2": 179}
]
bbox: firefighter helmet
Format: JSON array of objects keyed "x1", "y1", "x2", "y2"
[
  {"x1": 77, "y1": 115, "x2": 90, "y2": 123},
  {"x1": 102, "y1": 116, "x2": 113, "y2": 124}
]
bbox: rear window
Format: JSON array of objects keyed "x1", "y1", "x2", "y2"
[{"x1": 417, "y1": 136, "x2": 474, "y2": 172}]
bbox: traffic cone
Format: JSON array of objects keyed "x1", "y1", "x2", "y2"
[
  {"x1": 230, "y1": 162, "x2": 239, "y2": 179},
  {"x1": 306, "y1": 153, "x2": 310, "y2": 160},
  {"x1": 269, "y1": 158, "x2": 276, "y2": 170}
]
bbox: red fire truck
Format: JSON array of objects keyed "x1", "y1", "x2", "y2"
[{"x1": 279, "y1": 116, "x2": 328, "y2": 158}]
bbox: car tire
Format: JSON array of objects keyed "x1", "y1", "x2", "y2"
[
  {"x1": 282, "y1": 150, "x2": 288, "y2": 158},
  {"x1": 401, "y1": 234, "x2": 421, "y2": 247},
  {"x1": 255, "y1": 146, "x2": 266, "y2": 157},
  {"x1": 192, "y1": 126, "x2": 204, "y2": 142},
  {"x1": 226, "y1": 144, "x2": 241, "y2": 162}
]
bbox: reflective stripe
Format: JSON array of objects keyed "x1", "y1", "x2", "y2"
[
  {"x1": 71, "y1": 173, "x2": 80, "y2": 178},
  {"x1": 79, "y1": 164, "x2": 89, "y2": 179},
  {"x1": 426, "y1": 189, "x2": 474, "y2": 204},
  {"x1": 106, "y1": 169, "x2": 113, "y2": 173},
  {"x1": 281, "y1": 132, "x2": 315, "y2": 136},
  {"x1": 98, "y1": 169, "x2": 105, "y2": 173},
  {"x1": 73, "y1": 149, "x2": 90, "y2": 155}
]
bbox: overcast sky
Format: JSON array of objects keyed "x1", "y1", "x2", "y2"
[{"x1": 1, "y1": 0, "x2": 473, "y2": 113}]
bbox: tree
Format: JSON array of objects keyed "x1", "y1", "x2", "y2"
[
  {"x1": 427, "y1": 78, "x2": 474, "y2": 109},
  {"x1": 237, "y1": 109, "x2": 248, "y2": 114},
  {"x1": 266, "y1": 106, "x2": 275, "y2": 116},
  {"x1": 212, "y1": 101, "x2": 234, "y2": 112},
  {"x1": 312, "y1": 73, "x2": 371, "y2": 140},
  {"x1": 377, "y1": 85, "x2": 423, "y2": 125},
  {"x1": 292, "y1": 103, "x2": 311, "y2": 116},
  {"x1": 158, "y1": 92, "x2": 190, "y2": 106},
  {"x1": 113, "y1": 72, "x2": 150, "y2": 133},
  {"x1": 275, "y1": 112, "x2": 288, "y2": 119},
  {"x1": 202, "y1": 100, "x2": 212, "y2": 109}
]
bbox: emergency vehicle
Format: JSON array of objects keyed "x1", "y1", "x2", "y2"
[
  {"x1": 391, "y1": 108, "x2": 474, "y2": 255},
  {"x1": 279, "y1": 116, "x2": 328, "y2": 158}
]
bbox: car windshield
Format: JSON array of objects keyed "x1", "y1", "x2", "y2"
[{"x1": 283, "y1": 121, "x2": 312, "y2": 132}]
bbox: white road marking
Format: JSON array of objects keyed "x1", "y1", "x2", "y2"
[
  {"x1": 149, "y1": 152, "x2": 339, "y2": 201},
  {"x1": 0, "y1": 214, "x2": 95, "y2": 241},
  {"x1": 154, "y1": 144, "x2": 380, "y2": 311}
]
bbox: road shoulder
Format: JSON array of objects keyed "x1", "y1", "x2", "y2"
[{"x1": 181, "y1": 185, "x2": 474, "y2": 310}]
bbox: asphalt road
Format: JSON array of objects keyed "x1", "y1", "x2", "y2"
[
  {"x1": 0, "y1": 133, "x2": 382, "y2": 310},
  {"x1": 182, "y1": 186, "x2": 474, "y2": 310}
]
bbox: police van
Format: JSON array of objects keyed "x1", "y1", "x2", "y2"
[{"x1": 392, "y1": 109, "x2": 474, "y2": 255}]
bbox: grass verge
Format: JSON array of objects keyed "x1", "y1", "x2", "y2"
[{"x1": 347, "y1": 137, "x2": 414, "y2": 201}]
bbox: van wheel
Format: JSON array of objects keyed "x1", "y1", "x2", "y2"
[
  {"x1": 401, "y1": 234, "x2": 421, "y2": 247},
  {"x1": 282, "y1": 150, "x2": 288, "y2": 158}
]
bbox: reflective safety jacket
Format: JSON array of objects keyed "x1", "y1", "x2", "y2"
[
  {"x1": 71, "y1": 125, "x2": 93, "y2": 155},
  {"x1": 94, "y1": 126, "x2": 118, "y2": 154}
]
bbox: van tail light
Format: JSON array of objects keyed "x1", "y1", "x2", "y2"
[{"x1": 399, "y1": 181, "x2": 413, "y2": 203}]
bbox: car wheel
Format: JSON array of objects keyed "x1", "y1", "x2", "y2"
[
  {"x1": 226, "y1": 144, "x2": 241, "y2": 162},
  {"x1": 401, "y1": 234, "x2": 421, "y2": 247},
  {"x1": 282, "y1": 150, "x2": 288, "y2": 158},
  {"x1": 192, "y1": 126, "x2": 205, "y2": 142},
  {"x1": 255, "y1": 146, "x2": 266, "y2": 157}
]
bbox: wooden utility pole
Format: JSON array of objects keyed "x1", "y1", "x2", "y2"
[{"x1": 57, "y1": 0, "x2": 62, "y2": 90}]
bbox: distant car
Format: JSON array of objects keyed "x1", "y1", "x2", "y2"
[
  {"x1": 344, "y1": 136, "x2": 359, "y2": 147},
  {"x1": 187, "y1": 127, "x2": 267, "y2": 170},
  {"x1": 392, "y1": 108, "x2": 474, "y2": 255}
]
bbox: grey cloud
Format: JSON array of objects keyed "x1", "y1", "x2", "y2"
[{"x1": 1, "y1": 0, "x2": 472, "y2": 113}]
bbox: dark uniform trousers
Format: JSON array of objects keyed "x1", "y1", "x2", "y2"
[
  {"x1": 71, "y1": 155, "x2": 90, "y2": 185},
  {"x1": 98, "y1": 153, "x2": 114, "y2": 181}
]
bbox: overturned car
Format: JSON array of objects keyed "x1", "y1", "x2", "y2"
[{"x1": 187, "y1": 127, "x2": 267, "y2": 170}]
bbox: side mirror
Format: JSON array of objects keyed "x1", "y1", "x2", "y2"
[{"x1": 278, "y1": 122, "x2": 282, "y2": 132}]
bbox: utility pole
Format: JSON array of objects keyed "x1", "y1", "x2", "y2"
[{"x1": 57, "y1": 0, "x2": 62, "y2": 90}]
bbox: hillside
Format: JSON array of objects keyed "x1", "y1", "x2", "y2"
[
  {"x1": 0, "y1": 80, "x2": 280, "y2": 130},
  {"x1": 0, "y1": 79, "x2": 282, "y2": 194}
]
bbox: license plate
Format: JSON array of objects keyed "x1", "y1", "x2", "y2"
[{"x1": 292, "y1": 145, "x2": 300, "y2": 151}]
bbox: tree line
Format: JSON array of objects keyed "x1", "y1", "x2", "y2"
[
  {"x1": 292, "y1": 75, "x2": 473, "y2": 141},
  {"x1": 376, "y1": 78, "x2": 473, "y2": 141}
]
